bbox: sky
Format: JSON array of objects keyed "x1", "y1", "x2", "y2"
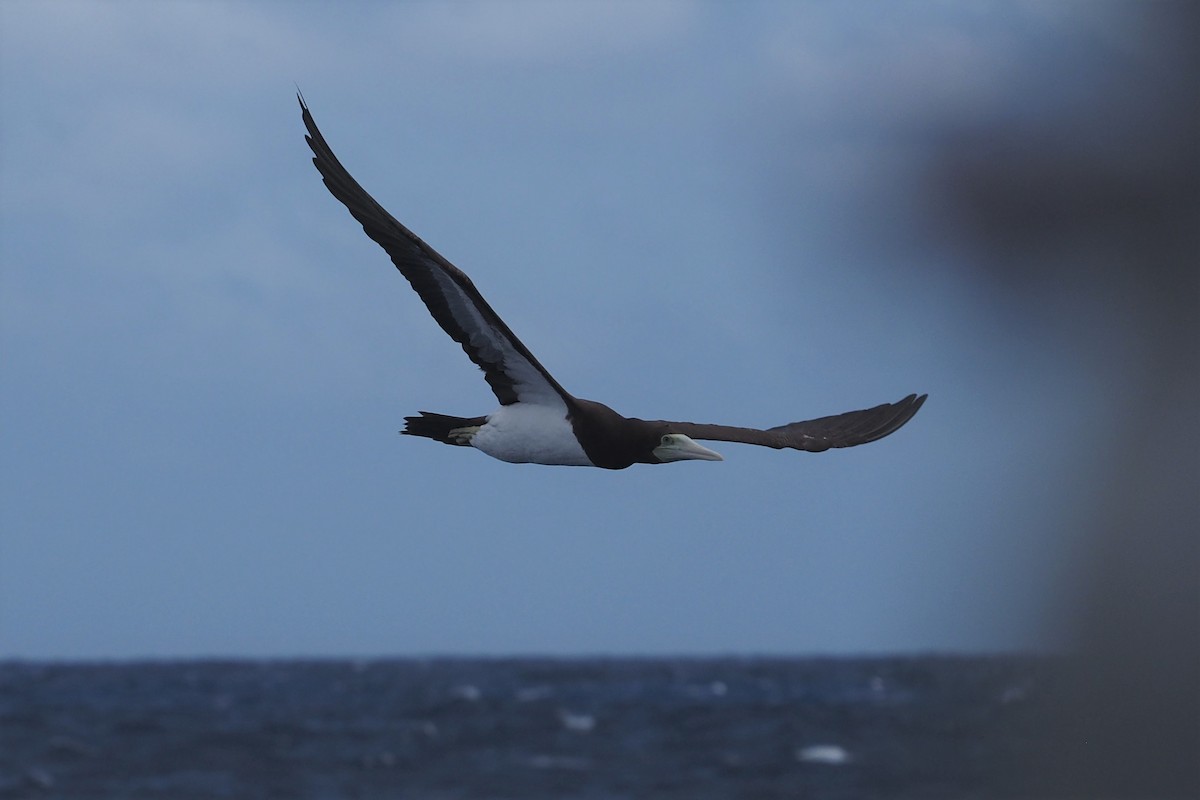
[{"x1": 1, "y1": 1, "x2": 1194, "y2": 659}]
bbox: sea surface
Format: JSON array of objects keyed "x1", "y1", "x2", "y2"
[{"x1": 1, "y1": 656, "x2": 1060, "y2": 799}]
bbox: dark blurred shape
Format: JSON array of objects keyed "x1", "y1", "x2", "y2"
[{"x1": 927, "y1": 2, "x2": 1198, "y2": 797}]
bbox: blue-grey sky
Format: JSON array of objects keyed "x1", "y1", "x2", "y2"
[{"x1": 0, "y1": 1, "x2": 1177, "y2": 658}]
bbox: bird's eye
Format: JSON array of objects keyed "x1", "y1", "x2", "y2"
[{"x1": 661, "y1": 435, "x2": 672, "y2": 445}]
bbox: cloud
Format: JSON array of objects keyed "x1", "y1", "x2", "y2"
[
  {"x1": 3, "y1": 2, "x2": 305, "y2": 92},
  {"x1": 402, "y1": 0, "x2": 696, "y2": 64}
]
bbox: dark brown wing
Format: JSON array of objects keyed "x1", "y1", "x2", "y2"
[
  {"x1": 663, "y1": 394, "x2": 927, "y2": 452},
  {"x1": 300, "y1": 95, "x2": 572, "y2": 408}
]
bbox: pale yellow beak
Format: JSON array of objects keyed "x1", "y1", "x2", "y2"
[{"x1": 653, "y1": 434, "x2": 724, "y2": 463}]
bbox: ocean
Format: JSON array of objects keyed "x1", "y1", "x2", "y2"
[{"x1": 1, "y1": 656, "x2": 1064, "y2": 798}]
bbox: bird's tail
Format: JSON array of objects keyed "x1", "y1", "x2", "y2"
[{"x1": 401, "y1": 412, "x2": 487, "y2": 446}]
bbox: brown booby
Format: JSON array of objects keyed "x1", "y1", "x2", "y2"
[{"x1": 300, "y1": 97, "x2": 926, "y2": 469}]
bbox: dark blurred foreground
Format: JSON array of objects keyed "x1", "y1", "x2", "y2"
[
  {"x1": 918, "y1": 4, "x2": 1199, "y2": 797},
  {"x1": 1, "y1": 656, "x2": 1076, "y2": 800}
]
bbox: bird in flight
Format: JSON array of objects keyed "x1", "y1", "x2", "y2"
[{"x1": 300, "y1": 96, "x2": 926, "y2": 470}]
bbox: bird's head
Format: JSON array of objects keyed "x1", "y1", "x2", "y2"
[{"x1": 651, "y1": 432, "x2": 724, "y2": 464}]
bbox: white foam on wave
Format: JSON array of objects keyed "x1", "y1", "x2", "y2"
[
  {"x1": 796, "y1": 744, "x2": 851, "y2": 765},
  {"x1": 559, "y1": 710, "x2": 596, "y2": 733},
  {"x1": 451, "y1": 684, "x2": 481, "y2": 702},
  {"x1": 516, "y1": 685, "x2": 554, "y2": 702}
]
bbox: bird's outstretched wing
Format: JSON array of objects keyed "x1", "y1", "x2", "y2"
[
  {"x1": 300, "y1": 96, "x2": 572, "y2": 408},
  {"x1": 663, "y1": 394, "x2": 927, "y2": 452}
]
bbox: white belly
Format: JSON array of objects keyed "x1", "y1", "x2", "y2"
[{"x1": 471, "y1": 404, "x2": 594, "y2": 466}]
